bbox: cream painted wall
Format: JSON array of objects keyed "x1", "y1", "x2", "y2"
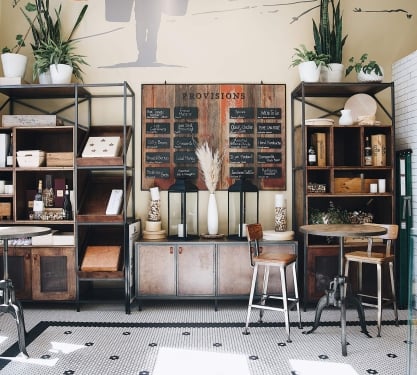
[{"x1": 1, "y1": 0, "x2": 417, "y2": 233}]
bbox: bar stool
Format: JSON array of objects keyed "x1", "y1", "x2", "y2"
[
  {"x1": 344, "y1": 223, "x2": 399, "y2": 337},
  {"x1": 243, "y1": 223, "x2": 302, "y2": 342}
]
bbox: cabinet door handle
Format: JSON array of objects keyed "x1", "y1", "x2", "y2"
[
  {"x1": 169, "y1": 246, "x2": 174, "y2": 254},
  {"x1": 178, "y1": 246, "x2": 183, "y2": 254},
  {"x1": 25, "y1": 253, "x2": 31, "y2": 260},
  {"x1": 259, "y1": 246, "x2": 263, "y2": 254}
]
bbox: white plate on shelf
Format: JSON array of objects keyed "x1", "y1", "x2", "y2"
[{"x1": 344, "y1": 94, "x2": 377, "y2": 123}]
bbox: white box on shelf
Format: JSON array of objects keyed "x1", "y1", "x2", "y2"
[
  {"x1": 82, "y1": 136, "x2": 121, "y2": 158},
  {"x1": 2, "y1": 114, "x2": 56, "y2": 127},
  {"x1": 16, "y1": 150, "x2": 45, "y2": 167},
  {"x1": 0, "y1": 133, "x2": 9, "y2": 167},
  {"x1": 52, "y1": 232, "x2": 75, "y2": 246},
  {"x1": 106, "y1": 189, "x2": 123, "y2": 215}
]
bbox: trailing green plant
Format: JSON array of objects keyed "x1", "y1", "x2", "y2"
[
  {"x1": 290, "y1": 44, "x2": 329, "y2": 68},
  {"x1": 313, "y1": 0, "x2": 347, "y2": 64},
  {"x1": 21, "y1": 0, "x2": 88, "y2": 80},
  {"x1": 345, "y1": 53, "x2": 383, "y2": 77}
]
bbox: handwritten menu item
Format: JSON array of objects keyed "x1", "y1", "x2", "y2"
[
  {"x1": 229, "y1": 107, "x2": 254, "y2": 119},
  {"x1": 146, "y1": 108, "x2": 170, "y2": 119},
  {"x1": 146, "y1": 123, "x2": 170, "y2": 134},
  {"x1": 142, "y1": 84, "x2": 286, "y2": 190},
  {"x1": 229, "y1": 152, "x2": 254, "y2": 164},
  {"x1": 146, "y1": 138, "x2": 170, "y2": 149}
]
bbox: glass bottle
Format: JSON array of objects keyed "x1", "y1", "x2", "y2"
[
  {"x1": 62, "y1": 184, "x2": 73, "y2": 220},
  {"x1": 364, "y1": 136, "x2": 372, "y2": 166},
  {"x1": 308, "y1": 145, "x2": 317, "y2": 166},
  {"x1": 42, "y1": 174, "x2": 55, "y2": 208},
  {"x1": 6, "y1": 133, "x2": 13, "y2": 167},
  {"x1": 33, "y1": 179, "x2": 44, "y2": 220}
]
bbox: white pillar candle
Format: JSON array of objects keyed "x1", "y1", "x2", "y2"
[
  {"x1": 275, "y1": 194, "x2": 286, "y2": 208},
  {"x1": 178, "y1": 224, "x2": 186, "y2": 237},
  {"x1": 150, "y1": 187, "x2": 160, "y2": 201}
]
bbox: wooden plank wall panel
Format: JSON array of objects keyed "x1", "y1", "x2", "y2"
[{"x1": 141, "y1": 83, "x2": 286, "y2": 191}]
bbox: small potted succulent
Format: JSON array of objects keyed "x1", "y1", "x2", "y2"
[
  {"x1": 290, "y1": 44, "x2": 329, "y2": 82},
  {"x1": 345, "y1": 53, "x2": 384, "y2": 82}
]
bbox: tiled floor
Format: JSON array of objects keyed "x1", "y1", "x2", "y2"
[{"x1": 0, "y1": 301, "x2": 410, "y2": 374}]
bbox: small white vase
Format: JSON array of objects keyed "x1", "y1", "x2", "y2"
[
  {"x1": 207, "y1": 192, "x2": 218, "y2": 235},
  {"x1": 50, "y1": 64, "x2": 73, "y2": 84},
  {"x1": 38, "y1": 70, "x2": 52, "y2": 84},
  {"x1": 339, "y1": 109, "x2": 353, "y2": 126},
  {"x1": 1, "y1": 53, "x2": 27, "y2": 78}
]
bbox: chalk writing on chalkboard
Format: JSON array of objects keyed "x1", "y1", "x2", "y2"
[
  {"x1": 146, "y1": 152, "x2": 170, "y2": 163},
  {"x1": 257, "y1": 152, "x2": 281, "y2": 163},
  {"x1": 229, "y1": 123, "x2": 254, "y2": 134},
  {"x1": 146, "y1": 122, "x2": 170, "y2": 134},
  {"x1": 174, "y1": 122, "x2": 198, "y2": 134},
  {"x1": 174, "y1": 107, "x2": 198, "y2": 119},
  {"x1": 174, "y1": 151, "x2": 197, "y2": 164},
  {"x1": 146, "y1": 108, "x2": 170, "y2": 119},
  {"x1": 229, "y1": 137, "x2": 254, "y2": 149},
  {"x1": 257, "y1": 138, "x2": 282, "y2": 149},
  {"x1": 175, "y1": 167, "x2": 198, "y2": 179},
  {"x1": 257, "y1": 167, "x2": 282, "y2": 178},
  {"x1": 146, "y1": 167, "x2": 170, "y2": 179},
  {"x1": 146, "y1": 138, "x2": 170, "y2": 149},
  {"x1": 174, "y1": 137, "x2": 196, "y2": 149},
  {"x1": 257, "y1": 108, "x2": 281, "y2": 119},
  {"x1": 229, "y1": 152, "x2": 254, "y2": 164},
  {"x1": 229, "y1": 107, "x2": 254, "y2": 119},
  {"x1": 257, "y1": 123, "x2": 281, "y2": 134},
  {"x1": 230, "y1": 167, "x2": 255, "y2": 178}
]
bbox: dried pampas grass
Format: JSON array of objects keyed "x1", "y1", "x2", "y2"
[{"x1": 195, "y1": 141, "x2": 222, "y2": 193}]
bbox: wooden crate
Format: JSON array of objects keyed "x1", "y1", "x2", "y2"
[
  {"x1": 46, "y1": 152, "x2": 73, "y2": 167},
  {"x1": 0, "y1": 202, "x2": 11, "y2": 218},
  {"x1": 81, "y1": 245, "x2": 121, "y2": 272},
  {"x1": 334, "y1": 177, "x2": 378, "y2": 193}
]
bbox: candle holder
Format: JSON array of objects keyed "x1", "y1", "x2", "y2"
[
  {"x1": 227, "y1": 178, "x2": 259, "y2": 240},
  {"x1": 168, "y1": 179, "x2": 199, "y2": 239}
]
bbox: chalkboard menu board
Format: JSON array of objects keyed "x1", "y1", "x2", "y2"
[{"x1": 142, "y1": 84, "x2": 286, "y2": 190}]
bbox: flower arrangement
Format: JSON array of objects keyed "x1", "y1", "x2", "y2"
[{"x1": 195, "y1": 141, "x2": 222, "y2": 193}]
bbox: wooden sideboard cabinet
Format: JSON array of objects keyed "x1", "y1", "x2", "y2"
[{"x1": 136, "y1": 239, "x2": 298, "y2": 305}]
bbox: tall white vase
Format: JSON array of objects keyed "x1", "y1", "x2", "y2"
[{"x1": 207, "y1": 192, "x2": 218, "y2": 235}]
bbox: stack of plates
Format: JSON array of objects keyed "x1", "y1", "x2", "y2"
[
  {"x1": 263, "y1": 230, "x2": 295, "y2": 241},
  {"x1": 305, "y1": 118, "x2": 334, "y2": 126},
  {"x1": 142, "y1": 230, "x2": 166, "y2": 240}
]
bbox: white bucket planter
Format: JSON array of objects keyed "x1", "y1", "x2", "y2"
[
  {"x1": 298, "y1": 61, "x2": 321, "y2": 82},
  {"x1": 38, "y1": 69, "x2": 52, "y2": 84},
  {"x1": 357, "y1": 67, "x2": 384, "y2": 83},
  {"x1": 321, "y1": 63, "x2": 344, "y2": 82},
  {"x1": 50, "y1": 64, "x2": 73, "y2": 84},
  {"x1": 1, "y1": 53, "x2": 27, "y2": 78}
]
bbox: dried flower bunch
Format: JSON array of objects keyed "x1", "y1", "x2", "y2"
[{"x1": 195, "y1": 141, "x2": 222, "y2": 193}]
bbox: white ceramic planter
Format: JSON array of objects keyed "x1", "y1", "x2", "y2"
[
  {"x1": 38, "y1": 69, "x2": 52, "y2": 84},
  {"x1": 1, "y1": 53, "x2": 27, "y2": 78},
  {"x1": 298, "y1": 61, "x2": 321, "y2": 82},
  {"x1": 50, "y1": 64, "x2": 73, "y2": 84},
  {"x1": 321, "y1": 63, "x2": 344, "y2": 82}
]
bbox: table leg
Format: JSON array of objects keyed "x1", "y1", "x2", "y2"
[{"x1": 1, "y1": 241, "x2": 29, "y2": 358}]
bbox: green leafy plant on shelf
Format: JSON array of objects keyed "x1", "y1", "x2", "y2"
[
  {"x1": 290, "y1": 44, "x2": 329, "y2": 68},
  {"x1": 345, "y1": 53, "x2": 383, "y2": 77}
]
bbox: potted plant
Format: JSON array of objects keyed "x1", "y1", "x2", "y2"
[
  {"x1": 290, "y1": 44, "x2": 329, "y2": 82},
  {"x1": 22, "y1": 0, "x2": 88, "y2": 83},
  {"x1": 345, "y1": 53, "x2": 384, "y2": 82},
  {"x1": 313, "y1": 0, "x2": 348, "y2": 82},
  {"x1": 1, "y1": 32, "x2": 29, "y2": 79}
]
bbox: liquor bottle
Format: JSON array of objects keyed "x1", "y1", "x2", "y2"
[
  {"x1": 42, "y1": 174, "x2": 55, "y2": 208},
  {"x1": 33, "y1": 179, "x2": 44, "y2": 220},
  {"x1": 364, "y1": 136, "x2": 372, "y2": 166},
  {"x1": 6, "y1": 134, "x2": 13, "y2": 167},
  {"x1": 62, "y1": 184, "x2": 73, "y2": 220},
  {"x1": 308, "y1": 145, "x2": 317, "y2": 166}
]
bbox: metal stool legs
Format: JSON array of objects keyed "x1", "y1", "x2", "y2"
[{"x1": 243, "y1": 261, "x2": 301, "y2": 343}]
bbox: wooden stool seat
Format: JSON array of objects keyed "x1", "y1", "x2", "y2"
[{"x1": 243, "y1": 223, "x2": 302, "y2": 342}]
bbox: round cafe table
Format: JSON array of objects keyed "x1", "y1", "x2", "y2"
[
  {"x1": 299, "y1": 224, "x2": 387, "y2": 356},
  {"x1": 0, "y1": 226, "x2": 51, "y2": 357}
]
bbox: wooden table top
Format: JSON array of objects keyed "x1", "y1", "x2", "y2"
[{"x1": 299, "y1": 224, "x2": 387, "y2": 238}]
